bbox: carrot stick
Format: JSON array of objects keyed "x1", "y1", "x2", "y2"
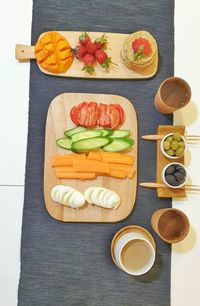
[
  {"x1": 101, "y1": 152, "x2": 134, "y2": 165},
  {"x1": 55, "y1": 172, "x2": 96, "y2": 179},
  {"x1": 52, "y1": 154, "x2": 86, "y2": 166},
  {"x1": 108, "y1": 169, "x2": 126, "y2": 179},
  {"x1": 73, "y1": 160, "x2": 110, "y2": 174},
  {"x1": 54, "y1": 166, "x2": 73, "y2": 172},
  {"x1": 109, "y1": 163, "x2": 134, "y2": 178},
  {"x1": 87, "y1": 152, "x2": 102, "y2": 161}
]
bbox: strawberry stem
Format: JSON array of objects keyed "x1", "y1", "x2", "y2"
[{"x1": 82, "y1": 64, "x2": 95, "y2": 74}]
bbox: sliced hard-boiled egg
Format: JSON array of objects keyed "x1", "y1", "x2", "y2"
[
  {"x1": 84, "y1": 187, "x2": 121, "y2": 209},
  {"x1": 84, "y1": 187, "x2": 95, "y2": 204},
  {"x1": 51, "y1": 185, "x2": 85, "y2": 208}
]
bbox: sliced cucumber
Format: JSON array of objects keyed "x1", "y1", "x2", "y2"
[
  {"x1": 64, "y1": 126, "x2": 87, "y2": 138},
  {"x1": 110, "y1": 130, "x2": 130, "y2": 138},
  {"x1": 56, "y1": 138, "x2": 72, "y2": 150},
  {"x1": 103, "y1": 138, "x2": 134, "y2": 152},
  {"x1": 95, "y1": 129, "x2": 112, "y2": 137},
  {"x1": 71, "y1": 130, "x2": 102, "y2": 143},
  {"x1": 72, "y1": 137, "x2": 111, "y2": 152}
]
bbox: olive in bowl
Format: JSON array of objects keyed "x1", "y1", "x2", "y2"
[
  {"x1": 162, "y1": 162, "x2": 187, "y2": 188},
  {"x1": 161, "y1": 132, "x2": 186, "y2": 159}
]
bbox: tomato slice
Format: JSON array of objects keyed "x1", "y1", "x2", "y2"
[
  {"x1": 70, "y1": 106, "x2": 78, "y2": 125},
  {"x1": 99, "y1": 103, "x2": 110, "y2": 127},
  {"x1": 113, "y1": 104, "x2": 124, "y2": 125},
  {"x1": 109, "y1": 104, "x2": 120, "y2": 129},
  {"x1": 88, "y1": 101, "x2": 99, "y2": 127},
  {"x1": 77, "y1": 102, "x2": 88, "y2": 126}
]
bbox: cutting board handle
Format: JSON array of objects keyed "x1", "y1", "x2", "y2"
[{"x1": 15, "y1": 44, "x2": 36, "y2": 61}]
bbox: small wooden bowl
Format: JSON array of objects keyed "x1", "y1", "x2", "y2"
[{"x1": 151, "y1": 208, "x2": 190, "y2": 243}]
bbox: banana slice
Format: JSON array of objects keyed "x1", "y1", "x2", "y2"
[{"x1": 51, "y1": 185, "x2": 85, "y2": 208}]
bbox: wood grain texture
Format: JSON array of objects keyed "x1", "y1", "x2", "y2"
[
  {"x1": 44, "y1": 93, "x2": 138, "y2": 222},
  {"x1": 17, "y1": 31, "x2": 158, "y2": 79},
  {"x1": 156, "y1": 125, "x2": 185, "y2": 198}
]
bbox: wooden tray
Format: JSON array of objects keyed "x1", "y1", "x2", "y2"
[
  {"x1": 156, "y1": 125, "x2": 185, "y2": 198},
  {"x1": 16, "y1": 31, "x2": 158, "y2": 79},
  {"x1": 44, "y1": 93, "x2": 138, "y2": 222}
]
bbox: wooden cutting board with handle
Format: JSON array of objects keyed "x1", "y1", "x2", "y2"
[
  {"x1": 44, "y1": 93, "x2": 138, "y2": 222},
  {"x1": 16, "y1": 31, "x2": 158, "y2": 79}
]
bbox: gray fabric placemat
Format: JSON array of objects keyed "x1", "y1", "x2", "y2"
[{"x1": 18, "y1": 1, "x2": 174, "y2": 305}]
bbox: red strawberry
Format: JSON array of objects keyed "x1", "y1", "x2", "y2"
[
  {"x1": 82, "y1": 53, "x2": 95, "y2": 74},
  {"x1": 95, "y1": 34, "x2": 107, "y2": 49},
  {"x1": 79, "y1": 32, "x2": 91, "y2": 46},
  {"x1": 83, "y1": 53, "x2": 95, "y2": 65},
  {"x1": 74, "y1": 44, "x2": 87, "y2": 60},
  {"x1": 95, "y1": 49, "x2": 108, "y2": 64},
  {"x1": 86, "y1": 41, "x2": 97, "y2": 54}
]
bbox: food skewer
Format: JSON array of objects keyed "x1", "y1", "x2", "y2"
[
  {"x1": 139, "y1": 182, "x2": 200, "y2": 191},
  {"x1": 142, "y1": 134, "x2": 200, "y2": 141}
]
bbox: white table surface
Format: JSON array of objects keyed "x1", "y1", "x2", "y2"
[{"x1": 0, "y1": 1, "x2": 200, "y2": 305}]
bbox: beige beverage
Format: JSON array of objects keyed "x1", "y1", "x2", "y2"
[{"x1": 121, "y1": 239, "x2": 153, "y2": 273}]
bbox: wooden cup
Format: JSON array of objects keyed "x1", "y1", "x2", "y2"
[
  {"x1": 154, "y1": 77, "x2": 191, "y2": 114},
  {"x1": 151, "y1": 208, "x2": 190, "y2": 243}
]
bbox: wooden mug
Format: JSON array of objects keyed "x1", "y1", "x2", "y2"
[
  {"x1": 154, "y1": 77, "x2": 191, "y2": 114},
  {"x1": 151, "y1": 208, "x2": 190, "y2": 243}
]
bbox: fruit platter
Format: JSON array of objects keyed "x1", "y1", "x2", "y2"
[
  {"x1": 44, "y1": 93, "x2": 137, "y2": 222},
  {"x1": 16, "y1": 30, "x2": 158, "y2": 79}
]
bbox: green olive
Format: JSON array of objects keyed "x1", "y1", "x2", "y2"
[
  {"x1": 163, "y1": 140, "x2": 171, "y2": 150},
  {"x1": 173, "y1": 132, "x2": 182, "y2": 142},
  {"x1": 166, "y1": 149, "x2": 175, "y2": 156},
  {"x1": 171, "y1": 141, "x2": 179, "y2": 150},
  {"x1": 166, "y1": 136, "x2": 173, "y2": 142},
  {"x1": 175, "y1": 147, "x2": 184, "y2": 157},
  {"x1": 179, "y1": 141, "x2": 185, "y2": 148}
]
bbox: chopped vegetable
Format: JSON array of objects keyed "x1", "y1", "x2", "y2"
[
  {"x1": 56, "y1": 138, "x2": 72, "y2": 150},
  {"x1": 103, "y1": 138, "x2": 134, "y2": 152},
  {"x1": 73, "y1": 159, "x2": 110, "y2": 174},
  {"x1": 71, "y1": 137, "x2": 111, "y2": 152},
  {"x1": 101, "y1": 152, "x2": 134, "y2": 165},
  {"x1": 64, "y1": 126, "x2": 87, "y2": 137},
  {"x1": 71, "y1": 130, "x2": 102, "y2": 143},
  {"x1": 51, "y1": 154, "x2": 86, "y2": 166},
  {"x1": 110, "y1": 130, "x2": 130, "y2": 138}
]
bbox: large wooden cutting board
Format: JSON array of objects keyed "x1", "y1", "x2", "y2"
[
  {"x1": 16, "y1": 31, "x2": 158, "y2": 79},
  {"x1": 44, "y1": 93, "x2": 138, "y2": 222}
]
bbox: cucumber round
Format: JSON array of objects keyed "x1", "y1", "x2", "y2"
[
  {"x1": 56, "y1": 138, "x2": 72, "y2": 150},
  {"x1": 64, "y1": 126, "x2": 87, "y2": 138},
  {"x1": 71, "y1": 130, "x2": 102, "y2": 143},
  {"x1": 110, "y1": 130, "x2": 130, "y2": 138},
  {"x1": 95, "y1": 129, "x2": 112, "y2": 137},
  {"x1": 72, "y1": 137, "x2": 111, "y2": 152},
  {"x1": 103, "y1": 138, "x2": 134, "y2": 152}
]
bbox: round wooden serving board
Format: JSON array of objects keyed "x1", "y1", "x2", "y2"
[
  {"x1": 16, "y1": 31, "x2": 158, "y2": 79},
  {"x1": 44, "y1": 93, "x2": 138, "y2": 222}
]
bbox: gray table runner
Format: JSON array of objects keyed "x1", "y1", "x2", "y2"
[{"x1": 18, "y1": 1, "x2": 174, "y2": 305}]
